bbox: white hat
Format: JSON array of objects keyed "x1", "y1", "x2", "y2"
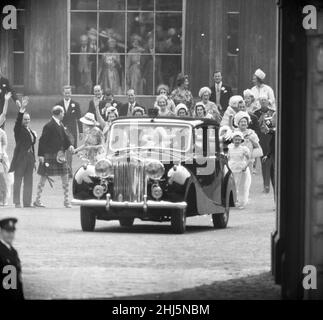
[
  {"x1": 234, "y1": 111, "x2": 251, "y2": 127},
  {"x1": 198, "y1": 86, "x2": 211, "y2": 98},
  {"x1": 106, "y1": 106, "x2": 119, "y2": 117},
  {"x1": 231, "y1": 130, "x2": 244, "y2": 141},
  {"x1": 80, "y1": 113, "x2": 99, "y2": 126},
  {"x1": 229, "y1": 95, "x2": 244, "y2": 108},
  {"x1": 243, "y1": 89, "x2": 254, "y2": 97},
  {"x1": 254, "y1": 68, "x2": 266, "y2": 80},
  {"x1": 132, "y1": 106, "x2": 145, "y2": 115},
  {"x1": 175, "y1": 103, "x2": 188, "y2": 116}
]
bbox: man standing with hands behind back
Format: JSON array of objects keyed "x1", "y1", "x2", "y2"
[
  {"x1": 57, "y1": 85, "x2": 83, "y2": 177},
  {"x1": 210, "y1": 71, "x2": 233, "y2": 115}
]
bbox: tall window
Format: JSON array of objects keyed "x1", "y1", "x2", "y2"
[
  {"x1": 69, "y1": 0, "x2": 183, "y2": 96},
  {"x1": 13, "y1": 2, "x2": 25, "y2": 87}
]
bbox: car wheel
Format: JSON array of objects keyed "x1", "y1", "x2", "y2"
[
  {"x1": 119, "y1": 218, "x2": 135, "y2": 227},
  {"x1": 80, "y1": 206, "x2": 96, "y2": 232},
  {"x1": 171, "y1": 209, "x2": 186, "y2": 234},
  {"x1": 212, "y1": 207, "x2": 230, "y2": 229}
]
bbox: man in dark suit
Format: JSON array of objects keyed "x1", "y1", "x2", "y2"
[
  {"x1": 0, "y1": 67, "x2": 21, "y2": 128},
  {"x1": 209, "y1": 71, "x2": 233, "y2": 115},
  {"x1": 56, "y1": 85, "x2": 83, "y2": 177},
  {"x1": 9, "y1": 97, "x2": 36, "y2": 208},
  {"x1": 34, "y1": 106, "x2": 74, "y2": 208},
  {"x1": 87, "y1": 84, "x2": 105, "y2": 118},
  {"x1": 0, "y1": 218, "x2": 24, "y2": 300},
  {"x1": 118, "y1": 89, "x2": 143, "y2": 116}
]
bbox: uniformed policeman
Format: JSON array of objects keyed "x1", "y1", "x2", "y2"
[{"x1": 0, "y1": 217, "x2": 24, "y2": 300}]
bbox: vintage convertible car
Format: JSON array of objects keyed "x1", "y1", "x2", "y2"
[{"x1": 72, "y1": 117, "x2": 237, "y2": 234}]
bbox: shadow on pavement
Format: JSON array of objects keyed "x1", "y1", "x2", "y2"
[{"x1": 107, "y1": 272, "x2": 281, "y2": 300}]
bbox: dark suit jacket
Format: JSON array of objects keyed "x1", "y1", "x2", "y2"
[
  {"x1": 0, "y1": 76, "x2": 18, "y2": 113},
  {"x1": 209, "y1": 83, "x2": 233, "y2": 114},
  {"x1": 9, "y1": 112, "x2": 36, "y2": 173},
  {"x1": 87, "y1": 97, "x2": 105, "y2": 119},
  {"x1": 0, "y1": 241, "x2": 24, "y2": 300},
  {"x1": 38, "y1": 118, "x2": 72, "y2": 157},
  {"x1": 118, "y1": 101, "x2": 143, "y2": 117},
  {"x1": 57, "y1": 99, "x2": 83, "y2": 147},
  {"x1": 88, "y1": 99, "x2": 121, "y2": 121}
]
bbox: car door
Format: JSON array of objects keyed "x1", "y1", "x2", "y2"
[{"x1": 194, "y1": 125, "x2": 223, "y2": 205}]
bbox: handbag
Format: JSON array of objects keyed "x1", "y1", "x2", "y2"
[{"x1": 252, "y1": 146, "x2": 263, "y2": 158}]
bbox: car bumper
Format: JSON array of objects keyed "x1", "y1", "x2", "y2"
[{"x1": 71, "y1": 194, "x2": 187, "y2": 211}]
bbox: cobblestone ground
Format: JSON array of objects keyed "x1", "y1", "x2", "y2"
[{"x1": 0, "y1": 118, "x2": 281, "y2": 300}]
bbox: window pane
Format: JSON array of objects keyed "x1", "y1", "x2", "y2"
[
  {"x1": 71, "y1": 0, "x2": 97, "y2": 10},
  {"x1": 13, "y1": 53, "x2": 24, "y2": 85},
  {"x1": 155, "y1": 13, "x2": 182, "y2": 54},
  {"x1": 71, "y1": 12, "x2": 98, "y2": 53},
  {"x1": 127, "y1": 0, "x2": 154, "y2": 11},
  {"x1": 159, "y1": 55, "x2": 181, "y2": 91},
  {"x1": 127, "y1": 12, "x2": 154, "y2": 52},
  {"x1": 71, "y1": 54, "x2": 97, "y2": 94},
  {"x1": 227, "y1": 13, "x2": 239, "y2": 55},
  {"x1": 98, "y1": 54, "x2": 124, "y2": 95},
  {"x1": 156, "y1": 0, "x2": 182, "y2": 11},
  {"x1": 13, "y1": 10, "x2": 24, "y2": 52},
  {"x1": 99, "y1": 0, "x2": 125, "y2": 10},
  {"x1": 99, "y1": 12, "x2": 125, "y2": 53}
]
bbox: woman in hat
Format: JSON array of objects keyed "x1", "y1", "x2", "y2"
[
  {"x1": 175, "y1": 103, "x2": 189, "y2": 118},
  {"x1": 74, "y1": 113, "x2": 104, "y2": 164},
  {"x1": 156, "y1": 95, "x2": 175, "y2": 117},
  {"x1": 132, "y1": 106, "x2": 145, "y2": 117},
  {"x1": 196, "y1": 87, "x2": 221, "y2": 122},
  {"x1": 170, "y1": 74, "x2": 194, "y2": 114},
  {"x1": 227, "y1": 131, "x2": 252, "y2": 209},
  {"x1": 193, "y1": 102, "x2": 213, "y2": 119},
  {"x1": 154, "y1": 84, "x2": 175, "y2": 113},
  {"x1": 220, "y1": 95, "x2": 243, "y2": 127},
  {"x1": 251, "y1": 68, "x2": 276, "y2": 109},
  {"x1": 94, "y1": 102, "x2": 119, "y2": 141},
  {"x1": 243, "y1": 89, "x2": 258, "y2": 114}
]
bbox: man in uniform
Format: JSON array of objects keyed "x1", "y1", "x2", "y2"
[{"x1": 0, "y1": 217, "x2": 24, "y2": 300}]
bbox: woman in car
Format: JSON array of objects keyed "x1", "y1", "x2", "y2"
[
  {"x1": 154, "y1": 84, "x2": 175, "y2": 113},
  {"x1": 197, "y1": 87, "x2": 221, "y2": 122},
  {"x1": 156, "y1": 95, "x2": 175, "y2": 117},
  {"x1": 175, "y1": 103, "x2": 189, "y2": 118}
]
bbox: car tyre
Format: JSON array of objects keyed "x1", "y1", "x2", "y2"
[
  {"x1": 119, "y1": 218, "x2": 135, "y2": 227},
  {"x1": 171, "y1": 209, "x2": 186, "y2": 234},
  {"x1": 80, "y1": 206, "x2": 96, "y2": 232}
]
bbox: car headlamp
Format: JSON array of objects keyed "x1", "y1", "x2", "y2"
[
  {"x1": 95, "y1": 159, "x2": 113, "y2": 178},
  {"x1": 93, "y1": 185, "x2": 105, "y2": 199},
  {"x1": 145, "y1": 159, "x2": 165, "y2": 180}
]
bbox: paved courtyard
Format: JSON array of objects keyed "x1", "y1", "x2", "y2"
[{"x1": 0, "y1": 117, "x2": 281, "y2": 299}]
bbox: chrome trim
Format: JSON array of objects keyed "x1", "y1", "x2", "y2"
[{"x1": 72, "y1": 199, "x2": 187, "y2": 210}]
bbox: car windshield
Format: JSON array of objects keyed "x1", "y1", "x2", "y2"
[{"x1": 108, "y1": 122, "x2": 192, "y2": 153}]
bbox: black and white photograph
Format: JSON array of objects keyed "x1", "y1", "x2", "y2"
[{"x1": 0, "y1": 0, "x2": 322, "y2": 310}]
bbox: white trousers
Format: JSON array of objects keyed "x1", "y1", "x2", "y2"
[{"x1": 232, "y1": 168, "x2": 252, "y2": 206}]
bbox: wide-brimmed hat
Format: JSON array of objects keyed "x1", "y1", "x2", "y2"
[
  {"x1": 80, "y1": 113, "x2": 99, "y2": 126},
  {"x1": 229, "y1": 95, "x2": 244, "y2": 108},
  {"x1": 243, "y1": 89, "x2": 254, "y2": 97},
  {"x1": 234, "y1": 111, "x2": 251, "y2": 127}
]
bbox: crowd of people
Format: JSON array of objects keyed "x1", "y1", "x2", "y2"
[{"x1": 0, "y1": 67, "x2": 276, "y2": 210}]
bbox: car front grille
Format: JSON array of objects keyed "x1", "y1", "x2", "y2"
[{"x1": 113, "y1": 158, "x2": 147, "y2": 202}]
